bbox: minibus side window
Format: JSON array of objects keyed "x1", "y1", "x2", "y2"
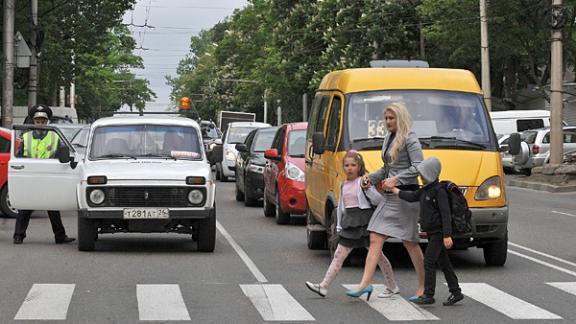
[
  {"x1": 315, "y1": 96, "x2": 331, "y2": 134},
  {"x1": 307, "y1": 95, "x2": 323, "y2": 140},
  {"x1": 325, "y1": 96, "x2": 342, "y2": 151}
]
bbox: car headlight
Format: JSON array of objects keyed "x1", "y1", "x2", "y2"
[
  {"x1": 475, "y1": 176, "x2": 502, "y2": 200},
  {"x1": 285, "y1": 162, "x2": 305, "y2": 182},
  {"x1": 89, "y1": 189, "x2": 106, "y2": 205},
  {"x1": 188, "y1": 189, "x2": 204, "y2": 205},
  {"x1": 225, "y1": 150, "x2": 236, "y2": 161},
  {"x1": 247, "y1": 164, "x2": 264, "y2": 174}
]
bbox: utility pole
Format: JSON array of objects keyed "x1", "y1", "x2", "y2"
[
  {"x1": 480, "y1": 0, "x2": 492, "y2": 111},
  {"x1": 276, "y1": 99, "x2": 282, "y2": 126},
  {"x1": 263, "y1": 90, "x2": 268, "y2": 124},
  {"x1": 419, "y1": 22, "x2": 426, "y2": 59},
  {"x1": 2, "y1": 0, "x2": 15, "y2": 127},
  {"x1": 302, "y1": 93, "x2": 308, "y2": 122},
  {"x1": 28, "y1": 0, "x2": 38, "y2": 108},
  {"x1": 549, "y1": 0, "x2": 565, "y2": 165}
]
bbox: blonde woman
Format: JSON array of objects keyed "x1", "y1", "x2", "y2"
[{"x1": 346, "y1": 102, "x2": 425, "y2": 300}]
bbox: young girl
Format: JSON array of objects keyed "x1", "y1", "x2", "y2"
[{"x1": 306, "y1": 151, "x2": 398, "y2": 300}]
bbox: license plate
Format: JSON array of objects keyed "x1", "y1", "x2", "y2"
[{"x1": 123, "y1": 208, "x2": 169, "y2": 219}]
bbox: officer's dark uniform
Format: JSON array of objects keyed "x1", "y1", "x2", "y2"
[{"x1": 13, "y1": 105, "x2": 75, "y2": 245}]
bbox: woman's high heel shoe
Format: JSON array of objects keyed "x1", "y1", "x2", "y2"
[{"x1": 345, "y1": 285, "x2": 374, "y2": 301}]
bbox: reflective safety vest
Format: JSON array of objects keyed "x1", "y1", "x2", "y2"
[{"x1": 23, "y1": 131, "x2": 59, "y2": 159}]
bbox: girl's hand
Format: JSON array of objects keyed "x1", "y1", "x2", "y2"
[
  {"x1": 361, "y1": 174, "x2": 371, "y2": 188},
  {"x1": 443, "y1": 237, "x2": 453, "y2": 249}
]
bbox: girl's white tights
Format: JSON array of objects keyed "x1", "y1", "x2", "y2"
[{"x1": 320, "y1": 244, "x2": 397, "y2": 290}]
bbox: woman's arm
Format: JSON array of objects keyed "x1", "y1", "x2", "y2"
[{"x1": 395, "y1": 134, "x2": 423, "y2": 185}]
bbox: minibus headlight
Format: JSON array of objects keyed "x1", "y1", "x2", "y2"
[{"x1": 475, "y1": 176, "x2": 502, "y2": 200}]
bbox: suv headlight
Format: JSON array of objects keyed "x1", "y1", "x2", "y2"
[
  {"x1": 225, "y1": 150, "x2": 236, "y2": 161},
  {"x1": 247, "y1": 164, "x2": 264, "y2": 174},
  {"x1": 188, "y1": 189, "x2": 205, "y2": 205},
  {"x1": 285, "y1": 162, "x2": 305, "y2": 182},
  {"x1": 89, "y1": 189, "x2": 106, "y2": 205},
  {"x1": 475, "y1": 176, "x2": 502, "y2": 200}
]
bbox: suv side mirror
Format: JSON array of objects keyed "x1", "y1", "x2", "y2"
[
  {"x1": 264, "y1": 148, "x2": 280, "y2": 160},
  {"x1": 508, "y1": 133, "x2": 521, "y2": 155},
  {"x1": 58, "y1": 146, "x2": 71, "y2": 164},
  {"x1": 235, "y1": 143, "x2": 248, "y2": 152},
  {"x1": 312, "y1": 132, "x2": 325, "y2": 155}
]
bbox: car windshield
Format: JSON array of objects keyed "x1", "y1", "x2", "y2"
[
  {"x1": 288, "y1": 130, "x2": 306, "y2": 157},
  {"x1": 201, "y1": 124, "x2": 221, "y2": 139},
  {"x1": 227, "y1": 126, "x2": 256, "y2": 144},
  {"x1": 89, "y1": 124, "x2": 202, "y2": 160},
  {"x1": 252, "y1": 129, "x2": 276, "y2": 152},
  {"x1": 347, "y1": 90, "x2": 496, "y2": 150}
]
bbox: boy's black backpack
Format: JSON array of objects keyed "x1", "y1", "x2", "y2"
[{"x1": 434, "y1": 181, "x2": 472, "y2": 234}]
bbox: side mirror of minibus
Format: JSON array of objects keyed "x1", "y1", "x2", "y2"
[{"x1": 312, "y1": 132, "x2": 325, "y2": 155}]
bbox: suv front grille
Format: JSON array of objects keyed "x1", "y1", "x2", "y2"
[{"x1": 87, "y1": 186, "x2": 206, "y2": 208}]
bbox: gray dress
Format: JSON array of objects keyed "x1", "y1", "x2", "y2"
[{"x1": 367, "y1": 131, "x2": 423, "y2": 242}]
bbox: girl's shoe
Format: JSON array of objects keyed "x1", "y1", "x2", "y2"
[
  {"x1": 378, "y1": 286, "x2": 400, "y2": 298},
  {"x1": 305, "y1": 281, "x2": 327, "y2": 297},
  {"x1": 345, "y1": 285, "x2": 374, "y2": 301}
]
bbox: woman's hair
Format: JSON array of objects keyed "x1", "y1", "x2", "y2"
[
  {"x1": 385, "y1": 102, "x2": 412, "y2": 162},
  {"x1": 342, "y1": 150, "x2": 366, "y2": 177}
]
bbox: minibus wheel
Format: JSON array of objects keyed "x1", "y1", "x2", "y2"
[{"x1": 483, "y1": 233, "x2": 508, "y2": 266}]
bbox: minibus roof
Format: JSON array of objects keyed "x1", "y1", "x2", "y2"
[{"x1": 318, "y1": 68, "x2": 482, "y2": 95}]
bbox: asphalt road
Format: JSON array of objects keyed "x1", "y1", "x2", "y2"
[{"x1": 0, "y1": 182, "x2": 575, "y2": 323}]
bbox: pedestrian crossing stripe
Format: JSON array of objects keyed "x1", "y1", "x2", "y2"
[
  {"x1": 547, "y1": 282, "x2": 576, "y2": 297},
  {"x1": 240, "y1": 284, "x2": 315, "y2": 321},
  {"x1": 136, "y1": 284, "x2": 191, "y2": 321},
  {"x1": 14, "y1": 284, "x2": 75, "y2": 320},
  {"x1": 343, "y1": 284, "x2": 439, "y2": 321},
  {"x1": 459, "y1": 283, "x2": 562, "y2": 320}
]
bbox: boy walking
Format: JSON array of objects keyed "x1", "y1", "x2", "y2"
[{"x1": 390, "y1": 157, "x2": 464, "y2": 306}]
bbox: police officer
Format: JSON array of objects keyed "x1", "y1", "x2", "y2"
[{"x1": 13, "y1": 104, "x2": 75, "y2": 245}]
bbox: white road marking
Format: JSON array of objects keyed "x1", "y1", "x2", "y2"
[
  {"x1": 459, "y1": 283, "x2": 562, "y2": 320},
  {"x1": 510, "y1": 242, "x2": 576, "y2": 268},
  {"x1": 552, "y1": 210, "x2": 576, "y2": 217},
  {"x1": 217, "y1": 220, "x2": 268, "y2": 283},
  {"x1": 15, "y1": 284, "x2": 75, "y2": 320},
  {"x1": 508, "y1": 250, "x2": 576, "y2": 277},
  {"x1": 137, "y1": 284, "x2": 191, "y2": 321},
  {"x1": 547, "y1": 282, "x2": 576, "y2": 296},
  {"x1": 240, "y1": 284, "x2": 315, "y2": 321},
  {"x1": 342, "y1": 285, "x2": 438, "y2": 321}
]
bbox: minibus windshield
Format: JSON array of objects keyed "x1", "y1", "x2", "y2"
[{"x1": 347, "y1": 90, "x2": 497, "y2": 151}]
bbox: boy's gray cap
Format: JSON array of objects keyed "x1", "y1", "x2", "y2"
[{"x1": 416, "y1": 157, "x2": 441, "y2": 183}]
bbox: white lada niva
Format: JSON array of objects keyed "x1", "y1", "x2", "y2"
[{"x1": 9, "y1": 115, "x2": 216, "y2": 251}]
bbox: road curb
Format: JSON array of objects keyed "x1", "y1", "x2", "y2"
[{"x1": 507, "y1": 179, "x2": 576, "y2": 193}]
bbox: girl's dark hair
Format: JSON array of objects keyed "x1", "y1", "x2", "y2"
[{"x1": 342, "y1": 150, "x2": 366, "y2": 176}]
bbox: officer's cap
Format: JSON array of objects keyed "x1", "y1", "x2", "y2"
[{"x1": 29, "y1": 104, "x2": 53, "y2": 120}]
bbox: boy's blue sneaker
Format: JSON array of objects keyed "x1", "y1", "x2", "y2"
[
  {"x1": 443, "y1": 293, "x2": 464, "y2": 306},
  {"x1": 410, "y1": 295, "x2": 435, "y2": 305}
]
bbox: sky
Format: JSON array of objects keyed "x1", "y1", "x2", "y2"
[{"x1": 122, "y1": 0, "x2": 248, "y2": 111}]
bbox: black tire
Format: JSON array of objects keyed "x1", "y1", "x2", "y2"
[
  {"x1": 244, "y1": 181, "x2": 258, "y2": 207},
  {"x1": 521, "y1": 168, "x2": 531, "y2": 176},
  {"x1": 275, "y1": 190, "x2": 290, "y2": 224},
  {"x1": 0, "y1": 185, "x2": 20, "y2": 218},
  {"x1": 78, "y1": 217, "x2": 96, "y2": 251},
  {"x1": 483, "y1": 233, "x2": 508, "y2": 266},
  {"x1": 327, "y1": 209, "x2": 338, "y2": 259},
  {"x1": 263, "y1": 187, "x2": 275, "y2": 217},
  {"x1": 306, "y1": 204, "x2": 326, "y2": 250},
  {"x1": 215, "y1": 164, "x2": 221, "y2": 181},
  {"x1": 197, "y1": 205, "x2": 216, "y2": 252},
  {"x1": 235, "y1": 177, "x2": 245, "y2": 201}
]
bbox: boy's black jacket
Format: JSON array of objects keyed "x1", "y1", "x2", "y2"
[{"x1": 398, "y1": 180, "x2": 452, "y2": 237}]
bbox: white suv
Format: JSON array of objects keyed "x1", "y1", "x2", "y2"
[{"x1": 9, "y1": 115, "x2": 216, "y2": 252}]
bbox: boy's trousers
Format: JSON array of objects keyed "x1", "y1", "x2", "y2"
[{"x1": 424, "y1": 233, "x2": 461, "y2": 297}]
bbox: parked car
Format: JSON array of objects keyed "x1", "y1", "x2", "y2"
[
  {"x1": 0, "y1": 127, "x2": 20, "y2": 218},
  {"x1": 490, "y1": 110, "x2": 553, "y2": 138},
  {"x1": 305, "y1": 67, "x2": 508, "y2": 266},
  {"x1": 235, "y1": 127, "x2": 278, "y2": 206},
  {"x1": 263, "y1": 122, "x2": 307, "y2": 224},
  {"x1": 513, "y1": 127, "x2": 576, "y2": 175},
  {"x1": 9, "y1": 115, "x2": 217, "y2": 252},
  {"x1": 215, "y1": 121, "x2": 270, "y2": 182}
]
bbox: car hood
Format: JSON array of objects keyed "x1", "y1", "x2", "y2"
[{"x1": 83, "y1": 160, "x2": 211, "y2": 181}]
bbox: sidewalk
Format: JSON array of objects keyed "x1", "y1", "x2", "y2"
[{"x1": 506, "y1": 176, "x2": 576, "y2": 193}]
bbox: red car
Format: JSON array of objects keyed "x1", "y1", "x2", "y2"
[
  {"x1": 0, "y1": 127, "x2": 20, "y2": 218},
  {"x1": 263, "y1": 122, "x2": 307, "y2": 224}
]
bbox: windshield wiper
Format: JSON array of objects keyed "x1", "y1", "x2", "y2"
[
  {"x1": 419, "y1": 136, "x2": 487, "y2": 149},
  {"x1": 95, "y1": 153, "x2": 137, "y2": 160}
]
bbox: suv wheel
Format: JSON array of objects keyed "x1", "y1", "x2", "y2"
[
  {"x1": 275, "y1": 190, "x2": 290, "y2": 224},
  {"x1": 263, "y1": 187, "x2": 275, "y2": 217},
  {"x1": 0, "y1": 185, "x2": 20, "y2": 218},
  {"x1": 306, "y1": 204, "x2": 326, "y2": 250},
  {"x1": 244, "y1": 181, "x2": 258, "y2": 207},
  {"x1": 78, "y1": 217, "x2": 96, "y2": 251},
  {"x1": 235, "y1": 175, "x2": 245, "y2": 202},
  {"x1": 483, "y1": 233, "x2": 508, "y2": 266},
  {"x1": 197, "y1": 205, "x2": 216, "y2": 252}
]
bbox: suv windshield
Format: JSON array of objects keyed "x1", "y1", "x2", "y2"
[
  {"x1": 252, "y1": 129, "x2": 276, "y2": 152},
  {"x1": 227, "y1": 126, "x2": 256, "y2": 144},
  {"x1": 89, "y1": 125, "x2": 202, "y2": 160},
  {"x1": 347, "y1": 90, "x2": 496, "y2": 151},
  {"x1": 288, "y1": 130, "x2": 306, "y2": 157}
]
